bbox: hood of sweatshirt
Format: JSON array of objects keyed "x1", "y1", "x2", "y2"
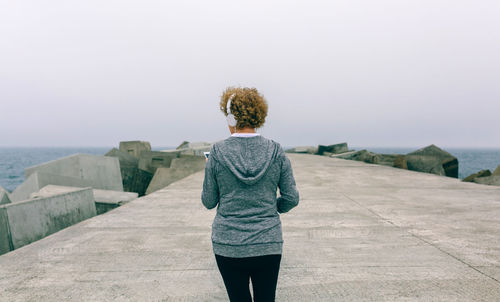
[{"x1": 211, "y1": 135, "x2": 282, "y2": 185}]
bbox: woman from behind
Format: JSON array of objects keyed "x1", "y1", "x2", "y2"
[{"x1": 201, "y1": 86, "x2": 299, "y2": 301}]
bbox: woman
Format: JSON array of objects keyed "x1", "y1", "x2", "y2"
[{"x1": 201, "y1": 86, "x2": 300, "y2": 301}]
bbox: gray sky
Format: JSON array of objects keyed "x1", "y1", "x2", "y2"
[{"x1": 1, "y1": 0, "x2": 499, "y2": 148}]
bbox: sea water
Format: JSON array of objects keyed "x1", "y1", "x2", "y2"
[{"x1": 1, "y1": 146, "x2": 499, "y2": 193}]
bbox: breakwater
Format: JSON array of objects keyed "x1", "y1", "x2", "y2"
[
  {"x1": 1, "y1": 153, "x2": 500, "y2": 301},
  {"x1": 2, "y1": 146, "x2": 500, "y2": 192}
]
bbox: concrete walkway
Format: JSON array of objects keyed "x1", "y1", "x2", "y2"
[{"x1": 1, "y1": 153, "x2": 500, "y2": 301}]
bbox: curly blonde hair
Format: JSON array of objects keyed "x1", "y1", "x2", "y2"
[{"x1": 219, "y1": 87, "x2": 268, "y2": 129}]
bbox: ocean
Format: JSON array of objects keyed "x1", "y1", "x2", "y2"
[{"x1": 1, "y1": 146, "x2": 499, "y2": 193}]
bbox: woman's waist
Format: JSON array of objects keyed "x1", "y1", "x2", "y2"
[
  {"x1": 211, "y1": 216, "x2": 283, "y2": 244},
  {"x1": 214, "y1": 213, "x2": 281, "y2": 227}
]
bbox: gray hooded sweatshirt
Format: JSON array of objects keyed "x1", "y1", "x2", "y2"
[{"x1": 201, "y1": 135, "x2": 299, "y2": 258}]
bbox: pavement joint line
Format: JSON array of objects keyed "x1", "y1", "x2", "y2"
[
  {"x1": 84, "y1": 269, "x2": 217, "y2": 272},
  {"x1": 77, "y1": 265, "x2": 483, "y2": 273},
  {"x1": 283, "y1": 265, "x2": 456, "y2": 268},
  {"x1": 341, "y1": 192, "x2": 500, "y2": 286}
]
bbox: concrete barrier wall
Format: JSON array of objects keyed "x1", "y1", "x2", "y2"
[
  {"x1": 138, "y1": 151, "x2": 179, "y2": 174},
  {"x1": 30, "y1": 185, "x2": 138, "y2": 216},
  {"x1": 146, "y1": 156, "x2": 206, "y2": 194},
  {"x1": 24, "y1": 154, "x2": 123, "y2": 191},
  {"x1": 1, "y1": 187, "x2": 96, "y2": 252},
  {"x1": 0, "y1": 208, "x2": 12, "y2": 255},
  {"x1": 0, "y1": 186, "x2": 11, "y2": 205},
  {"x1": 10, "y1": 172, "x2": 95, "y2": 203}
]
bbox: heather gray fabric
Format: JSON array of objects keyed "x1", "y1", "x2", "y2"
[{"x1": 201, "y1": 135, "x2": 300, "y2": 258}]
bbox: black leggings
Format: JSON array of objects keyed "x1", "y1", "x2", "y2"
[{"x1": 215, "y1": 254, "x2": 282, "y2": 302}]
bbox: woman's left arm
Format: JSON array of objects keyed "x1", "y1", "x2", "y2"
[{"x1": 201, "y1": 154, "x2": 219, "y2": 209}]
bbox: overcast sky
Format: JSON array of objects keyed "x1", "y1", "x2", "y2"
[{"x1": 1, "y1": 0, "x2": 499, "y2": 148}]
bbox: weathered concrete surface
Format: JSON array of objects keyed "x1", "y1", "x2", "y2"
[
  {"x1": 285, "y1": 146, "x2": 318, "y2": 154},
  {"x1": 474, "y1": 175, "x2": 500, "y2": 186},
  {"x1": 318, "y1": 142, "x2": 348, "y2": 155},
  {"x1": 0, "y1": 186, "x2": 10, "y2": 205},
  {"x1": 145, "y1": 156, "x2": 206, "y2": 195},
  {"x1": 24, "y1": 154, "x2": 123, "y2": 192},
  {"x1": 105, "y1": 148, "x2": 153, "y2": 196},
  {"x1": 119, "y1": 141, "x2": 151, "y2": 159},
  {"x1": 9, "y1": 171, "x2": 96, "y2": 202},
  {"x1": 138, "y1": 151, "x2": 179, "y2": 174},
  {"x1": 29, "y1": 185, "x2": 138, "y2": 215},
  {"x1": 0, "y1": 208, "x2": 11, "y2": 255},
  {"x1": 176, "y1": 141, "x2": 213, "y2": 150},
  {"x1": 92, "y1": 189, "x2": 138, "y2": 215},
  {"x1": 1, "y1": 154, "x2": 500, "y2": 301},
  {"x1": 0, "y1": 187, "x2": 96, "y2": 254}
]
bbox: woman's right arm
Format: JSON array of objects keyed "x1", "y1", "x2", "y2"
[
  {"x1": 201, "y1": 150, "x2": 220, "y2": 209},
  {"x1": 277, "y1": 152, "x2": 299, "y2": 213}
]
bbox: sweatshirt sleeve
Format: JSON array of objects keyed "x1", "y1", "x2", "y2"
[
  {"x1": 277, "y1": 151, "x2": 300, "y2": 213},
  {"x1": 201, "y1": 152, "x2": 219, "y2": 210}
]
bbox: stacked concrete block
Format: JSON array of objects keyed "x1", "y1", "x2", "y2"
[
  {"x1": 31, "y1": 185, "x2": 138, "y2": 215},
  {"x1": 406, "y1": 145, "x2": 458, "y2": 178},
  {"x1": 175, "y1": 141, "x2": 213, "y2": 156},
  {"x1": 138, "y1": 151, "x2": 180, "y2": 174},
  {"x1": 9, "y1": 172, "x2": 95, "y2": 202},
  {"x1": 466, "y1": 165, "x2": 500, "y2": 186},
  {"x1": 0, "y1": 207, "x2": 11, "y2": 254},
  {"x1": 105, "y1": 148, "x2": 139, "y2": 167},
  {"x1": 176, "y1": 141, "x2": 212, "y2": 150},
  {"x1": 317, "y1": 142, "x2": 349, "y2": 155},
  {"x1": 0, "y1": 186, "x2": 11, "y2": 205},
  {"x1": 0, "y1": 187, "x2": 96, "y2": 255},
  {"x1": 146, "y1": 155, "x2": 206, "y2": 194},
  {"x1": 463, "y1": 170, "x2": 492, "y2": 182},
  {"x1": 24, "y1": 154, "x2": 123, "y2": 192},
  {"x1": 92, "y1": 189, "x2": 138, "y2": 214},
  {"x1": 285, "y1": 146, "x2": 318, "y2": 154},
  {"x1": 105, "y1": 148, "x2": 152, "y2": 196},
  {"x1": 119, "y1": 141, "x2": 151, "y2": 159},
  {"x1": 493, "y1": 165, "x2": 500, "y2": 176}
]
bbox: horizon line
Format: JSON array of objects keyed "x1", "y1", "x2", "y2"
[{"x1": 1, "y1": 145, "x2": 500, "y2": 150}]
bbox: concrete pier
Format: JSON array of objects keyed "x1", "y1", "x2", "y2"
[{"x1": 1, "y1": 154, "x2": 500, "y2": 301}]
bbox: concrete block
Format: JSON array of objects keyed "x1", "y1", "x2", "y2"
[
  {"x1": 146, "y1": 156, "x2": 206, "y2": 194},
  {"x1": 93, "y1": 189, "x2": 138, "y2": 215},
  {"x1": 0, "y1": 186, "x2": 11, "y2": 205},
  {"x1": 174, "y1": 141, "x2": 213, "y2": 156},
  {"x1": 285, "y1": 146, "x2": 318, "y2": 154},
  {"x1": 2, "y1": 187, "x2": 96, "y2": 251},
  {"x1": 138, "y1": 151, "x2": 179, "y2": 174},
  {"x1": 105, "y1": 148, "x2": 138, "y2": 168},
  {"x1": 393, "y1": 155, "x2": 408, "y2": 169},
  {"x1": 119, "y1": 141, "x2": 151, "y2": 159},
  {"x1": 171, "y1": 155, "x2": 207, "y2": 170},
  {"x1": 335, "y1": 149, "x2": 379, "y2": 164},
  {"x1": 178, "y1": 146, "x2": 212, "y2": 157},
  {"x1": 30, "y1": 185, "x2": 138, "y2": 215},
  {"x1": 317, "y1": 142, "x2": 348, "y2": 155},
  {"x1": 406, "y1": 144, "x2": 458, "y2": 178},
  {"x1": 463, "y1": 169, "x2": 492, "y2": 182},
  {"x1": 24, "y1": 154, "x2": 123, "y2": 192},
  {"x1": 473, "y1": 175, "x2": 500, "y2": 186},
  {"x1": 176, "y1": 141, "x2": 212, "y2": 150},
  {"x1": 120, "y1": 166, "x2": 153, "y2": 197},
  {"x1": 30, "y1": 185, "x2": 84, "y2": 198},
  {"x1": 10, "y1": 172, "x2": 95, "y2": 202},
  {"x1": 493, "y1": 165, "x2": 500, "y2": 176},
  {"x1": 0, "y1": 207, "x2": 12, "y2": 255},
  {"x1": 92, "y1": 188, "x2": 137, "y2": 204},
  {"x1": 376, "y1": 154, "x2": 400, "y2": 167},
  {"x1": 105, "y1": 148, "x2": 152, "y2": 196}
]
